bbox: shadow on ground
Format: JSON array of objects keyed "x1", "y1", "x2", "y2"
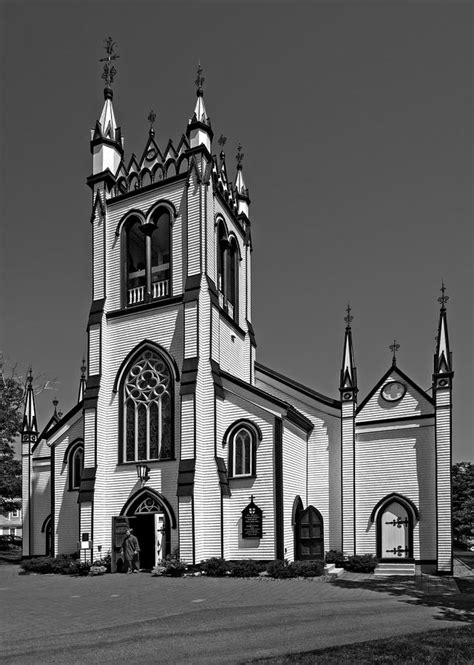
[{"x1": 331, "y1": 575, "x2": 473, "y2": 624}]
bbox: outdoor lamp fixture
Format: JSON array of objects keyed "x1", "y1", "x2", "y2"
[{"x1": 136, "y1": 463, "x2": 151, "y2": 485}]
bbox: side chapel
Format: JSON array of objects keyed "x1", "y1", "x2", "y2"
[{"x1": 21, "y1": 49, "x2": 453, "y2": 574}]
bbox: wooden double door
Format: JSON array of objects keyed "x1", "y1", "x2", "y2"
[{"x1": 295, "y1": 506, "x2": 324, "y2": 560}]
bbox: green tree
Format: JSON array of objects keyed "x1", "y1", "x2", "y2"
[
  {"x1": 452, "y1": 462, "x2": 474, "y2": 542},
  {"x1": 0, "y1": 368, "x2": 24, "y2": 511}
]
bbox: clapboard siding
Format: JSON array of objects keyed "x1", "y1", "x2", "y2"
[
  {"x1": 187, "y1": 174, "x2": 201, "y2": 275},
  {"x1": 216, "y1": 396, "x2": 275, "y2": 560},
  {"x1": 83, "y1": 410, "x2": 96, "y2": 469},
  {"x1": 354, "y1": 422, "x2": 436, "y2": 559},
  {"x1": 358, "y1": 373, "x2": 433, "y2": 422},
  {"x1": 31, "y1": 461, "x2": 50, "y2": 555},
  {"x1": 178, "y1": 497, "x2": 194, "y2": 563},
  {"x1": 341, "y1": 403, "x2": 355, "y2": 554},
  {"x1": 207, "y1": 184, "x2": 215, "y2": 279},
  {"x1": 184, "y1": 301, "x2": 198, "y2": 357},
  {"x1": 435, "y1": 390, "x2": 452, "y2": 571},
  {"x1": 88, "y1": 325, "x2": 101, "y2": 376},
  {"x1": 181, "y1": 394, "x2": 195, "y2": 459},
  {"x1": 105, "y1": 183, "x2": 185, "y2": 310},
  {"x1": 93, "y1": 209, "x2": 105, "y2": 300},
  {"x1": 219, "y1": 317, "x2": 246, "y2": 379},
  {"x1": 282, "y1": 424, "x2": 306, "y2": 560},
  {"x1": 211, "y1": 306, "x2": 220, "y2": 363}
]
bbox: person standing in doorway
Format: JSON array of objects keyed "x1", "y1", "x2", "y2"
[{"x1": 122, "y1": 528, "x2": 140, "y2": 573}]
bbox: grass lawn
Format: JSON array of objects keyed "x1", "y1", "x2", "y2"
[{"x1": 248, "y1": 624, "x2": 474, "y2": 664}]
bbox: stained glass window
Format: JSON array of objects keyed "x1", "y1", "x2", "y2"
[
  {"x1": 231, "y1": 427, "x2": 255, "y2": 477},
  {"x1": 123, "y1": 350, "x2": 173, "y2": 462},
  {"x1": 70, "y1": 446, "x2": 84, "y2": 490}
]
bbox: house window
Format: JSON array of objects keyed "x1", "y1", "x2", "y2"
[
  {"x1": 228, "y1": 426, "x2": 257, "y2": 478},
  {"x1": 121, "y1": 349, "x2": 173, "y2": 462},
  {"x1": 125, "y1": 208, "x2": 171, "y2": 306},
  {"x1": 69, "y1": 445, "x2": 84, "y2": 490},
  {"x1": 216, "y1": 222, "x2": 238, "y2": 321}
]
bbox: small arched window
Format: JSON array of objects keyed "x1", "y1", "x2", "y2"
[
  {"x1": 121, "y1": 349, "x2": 173, "y2": 462},
  {"x1": 228, "y1": 425, "x2": 257, "y2": 478},
  {"x1": 123, "y1": 208, "x2": 171, "y2": 306},
  {"x1": 69, "y1": 444, "x2": 84, "y2": 490},
  {"x1": 216, "y1": 222, "x2": 238, "y2": 321}
]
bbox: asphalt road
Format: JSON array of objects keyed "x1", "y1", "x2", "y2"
[{"x1": 0, "y1": 564, "x2": 470, "y2": 664}]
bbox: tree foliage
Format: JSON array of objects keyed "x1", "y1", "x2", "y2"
[
  {"x1": 452, "y1": 462, "x2": 474, "y2": 541},
  {"x1": 0, "y1": 368, "x2": 24, "y2": 511}
]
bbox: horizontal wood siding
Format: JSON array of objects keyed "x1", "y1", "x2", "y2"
[
  {"x1": 172, "y1": 207, "x2": 183, "y2": 296},
  {"x1": 211, "y1": 306, "x2": 219, "y2": 363},
  {"x1": 358, "y1": 373, "x2": 433, "y2": 422},
  {"x1": 106, "y1": 183, "x2": 185, "y2": 310},
  {"x1": 180, "y1": 394, "x2": 195, "y2": 459},
  {"x1": 83, "y1": 410, "x2": 96, "y2": 469},
  {"x1": 435, "y1": 387, "x2": 452, "y2": 572},
  {"x1": 342, "y1": 402, "x2": 355, "y2": 555},
  {"x1": 355, "y1": 421, "x2": 436, "y2": 559},
  {"x1": 282, "y1": 424, "x2": 307, "y2": 560},
  {"x1": 216, "y1": 396, "x2": 275, "y2": 560},
  {"x1": 178, "y1": 497, "x2": 193, "y2": 563},
  {"x1": 31, "y1": 460, "x2": 50, "y2": 556},
  {"x1": 187, "y1": 174, "x2": 200, "y2": 276},
  {"x1": 93, "y1": 207, "x2": 105, "y2": 300},
  {"x1": 219, "y1": 317, "x2": 246, "y2": 379},
  {"x1": 207, "y1": 184, "x2": 215, "y2": 280},
  {"x1": 184, "y1": 301, "x2": 198, "y2": 358},
  {"x1": 88, "y1": 325, "x2": 101, "y2": 376}
]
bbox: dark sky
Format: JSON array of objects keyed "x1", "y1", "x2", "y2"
[{"x1": 1, "y1": 1, "x2": 472, "y2": 461}]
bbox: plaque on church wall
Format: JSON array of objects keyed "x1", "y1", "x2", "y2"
[{"x1": 242, "y1": 498, "x2": 263, "y2": 539}]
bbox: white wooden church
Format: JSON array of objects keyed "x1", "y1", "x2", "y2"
[{"x1": 21, "y1": 53, "x2": 453, "y2": 575}]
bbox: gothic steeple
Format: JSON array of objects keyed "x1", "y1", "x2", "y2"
[
  {"x1": 90, "y1": 37, "x2": 123, "y2": 177},
  {"x1": 78, "y1": 358, "x2": 87, "y2": 403},
  {"x1": 234, "y1": 143, "x2": 250, "y2": 217},
  {"x1": 186, "y1": 65, "x2": 213, "y2": 152},
  {"x1": 21, "y1": 369, "x2": 38, "y2": 443},
  {"x1": 433, "y1": 282, "x2": 453, "y2": 379},
  {"x1": 339, "y1": 304, "x2": 358, "y2": 399}
]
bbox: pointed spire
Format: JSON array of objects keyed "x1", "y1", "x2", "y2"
[
  {"x1": 78, "y1": 358, "x2": 87, "y2": 403},
  {"x1": 340, "y1": 304, "x2": 357, "y2": 397},
  {"x1": 22, "y1": 369, "x2": 38, "y2": 440},
  {"x1": 234, "y1": 143, "x2": 250, "y2": 216},
  {"x1": 434, "y1": 282, "x2": 453, "y2": 376},
  {"x1": 187, "y1": 64, "x2": 213, "y2": 151},
  {"x1": 389, "y1": 339, "x2": 400, "y2": 366}
]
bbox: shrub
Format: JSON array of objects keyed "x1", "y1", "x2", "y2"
[
  {"x1": 69, "y1": 560, "x2": 92, "y2": 576},
  {"x1": 199, "y1": 557, "x2": 230, "y2": 577},
  {"x1": 89, "y1": 565, "x2": 107, "y2": 576},
  {"x1": 325, "y1": 550, "x2": 345, "y2": 566},
  {"x1": 344, "y1": 554, "x2": 378, "y2": 573},
  {"x1": 229, "y1": 559, "x2": 266, "y2": 578},
  {"x1": 93, "y1": 553, "x2": 111, "y2": 573},
  {"x1": 266, "y1": 560, "x2": 294, "y2": 579},
  {"x1": 289, "y1": 560, "x2": 325, "y2": 578},
  {"x1": 162, "y1": 557, "x2": 187, "y2": 577},
  {"x1": 20, "y1": 554, "x2": 93, "y2": 576}
]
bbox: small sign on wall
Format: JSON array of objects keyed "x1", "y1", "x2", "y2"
[
  {"x1": 242, "y1": 496, "x2": 263, "y2": 539},
  {"x1": 80, "y1": 532, "x2": 92, "y2": 549}
]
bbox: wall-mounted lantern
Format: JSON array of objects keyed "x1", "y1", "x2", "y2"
[{"x1": 136, "y1": 463, "x2": 151, "y2": 486}]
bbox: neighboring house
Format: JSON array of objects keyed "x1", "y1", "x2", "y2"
[
  {"x1": 21, "y1": 64, "x2": 453, "y2": 574},
  {"x1": 0, "y1": 506, "x2": 22, "y2": 537}
]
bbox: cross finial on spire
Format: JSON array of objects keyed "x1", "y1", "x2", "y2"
[
  {"x1": 344, "y1": 303, "x2": 353, "y2": 328},
  {"x1": 236, "y1": 143, "x2": 244, "y2": 169},
  {"x1": 438, "y1": 281, "x2": 449, "y2": 310},
  {"x1": 218, "y1": 134, "x2": 227, "y2": 150},
  {"x1": 100, "y1": 37, "x2": 119, "y2": 91},
  {"x1": 195, "y1": 64, "x2": 205, "y2": 96},
  {"x1": 81, "y1": 357, "x2": 87, "y2": 376},
  {"x1": 148, "y1": 109, "x2": 156, "y2": 137},
  {"x1": 389, "y1": 339, "x2": 400, "y2": 366},
  {"x1": 52, "y1": 397, "x2": 59, "y2": 417}
]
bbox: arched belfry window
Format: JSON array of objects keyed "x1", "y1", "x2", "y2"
[
  {"x1": 121, "y1": 349, "x2": 173, "y2": 462},
  {"x1": 124, "y1": 208, "x2": 171, "y2": 306},
  {"x1": 216, "y1": 221, "x2": 238, "y2": 321}
]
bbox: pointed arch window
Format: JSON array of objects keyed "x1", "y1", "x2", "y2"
[
  {"x1": 124, "y1": 208, "x2": 171, "y2": 307},
  {"x1": 228, "y1": 425, "x2": 258, "y2": 478},
  {"x1": 121, "y1": 349, "x2": 174, "y2": 462},
  {"x1": 68, "y1": 443, "x2": 84, "y2": 490},
  {"x1": 216, "y1": 222, "x2": 239, "y2": 321}
]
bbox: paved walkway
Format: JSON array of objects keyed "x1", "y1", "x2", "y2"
[{"x1": 0, "y1": 564, "x2": 472, "y2": 663}]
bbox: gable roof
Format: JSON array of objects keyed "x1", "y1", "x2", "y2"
[
  {"x1": 357, "y1": 365, "x2": 434, "y2": 416},
  {"x1": 255, "y1": 363, "x2": 340, "y2": 410}
]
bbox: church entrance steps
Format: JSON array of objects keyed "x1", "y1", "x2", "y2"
[
  {"x1": 374, "y1": 562, "x2": 416, "y2": 576},
  {"x1": 324, "y1": 563, "x2": 345, "y2": 577}
]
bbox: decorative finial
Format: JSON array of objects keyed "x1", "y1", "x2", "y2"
[
  {"x1": 389, "y1": 339, "x2": 400, "y2": 366},
  {"x1": 148, "y1": 109, "x2": 156, "y2": 137},
  {"x1": 438, "y1": 281, "x2": 449, "y2": 309},
  {"x1": 100, "y1": 37, "x2": 119, "y2": 93},
  {"x1": 236, "y1": 143, "x2": 244, "y2": 169},
  {"x1": 195, "y1": 64, "x2": 205, "y2": 96},
  {"x1": 27, "y1": 367, "x2": 33, "y2": 383},
  {"x1": 344, "y1": 303, "x2": 353, "y2": 328},
  {"x1": 218, "y1": 134, "x2": 227, "y2": 150},
  {"x1": 52, "y1": 397, "x2": 59, "y2": 417},
  {"x1": 81, "y1": 357, "x2": 87, "y2": 377}
]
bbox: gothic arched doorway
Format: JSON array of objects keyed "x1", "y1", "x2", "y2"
[
  {"x1": 295, "y1": 505, "x2": 324, "y2": 560},
  {"x1": 372, "y1": 494, "x2": 418, "y2": 560},
  {"x1": 113, "y1": 489, "x2": 175, "y2": 572}
]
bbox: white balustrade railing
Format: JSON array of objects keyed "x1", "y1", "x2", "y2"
[
  {"x1": 152, "y1": 279, "x2": 169, "y2": 299},
  {"x1": 128, "y1": 285, "x2": 145, "y2": 305}
]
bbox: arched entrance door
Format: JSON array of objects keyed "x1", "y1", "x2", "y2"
[
  {"x1": 113, "y1": 490, "x2": 174, "y2": 572},
  {"x1": 378, "y1": 501, "x2": 411, "y2": 559},
  {"x1": 295, "y1": 506, "x2": 324, "y2": 560}
]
